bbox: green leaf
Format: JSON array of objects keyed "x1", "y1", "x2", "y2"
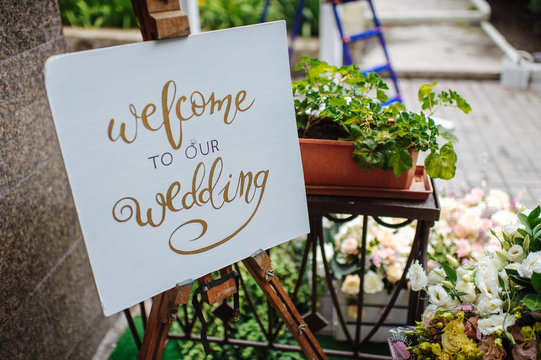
[
  {"x1": 417, "y1": 82, "x2": 437, "y2": 102},
  {"x1": 424, "y1": 142, "x2": 457, "y2": 180},
  {"x1": 386, "y1": 145, "x2": 413, "y2": 178},
  {"x1": 453, "y1": 95, "x2": 472, "y2": 114},
  {"x1": 441, "y1": 262, "x2": 457, "y2": 284},
  {"x1": 528, "y1": 206, "x2": 541, "y2": 220},
  {"x1": 437, "y1": 124, "x2": 459, "y2": 143},
  {"x1": 376, "y1": 89, "x2": 389, "y2": 103},
  {"x1": 352, "y1": 140, "x2": 386, "y2": 171},
  {"x1": 532, "y1": 272, "x2": 541, "y2": 294},
  {"x1": 518, "y1": 213, "x2": 530, "y2": 228},
  {"x1": 330, "y1": 258, "x2": 359, "y2": 279},
  {"x1": 523, "y1": 294, "x2": 541, "y2": 311}
]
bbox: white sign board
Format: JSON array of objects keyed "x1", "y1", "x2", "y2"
[{"x1": 45, "y1": 22, "x2": 309, "y2": 316}]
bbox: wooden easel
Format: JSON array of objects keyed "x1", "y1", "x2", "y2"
[{"x1": 129, "y1": 1, "x2": 327, "y2": 359}]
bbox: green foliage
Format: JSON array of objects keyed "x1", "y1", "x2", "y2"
[
  {"x1": 293, "y1": 57, "x2": 471, "y2": 179},
  {"x1": 199, "y1": 0, "x2": 319, "y2": 35},
  {"x1": 58, "y1": 0, "x2": 138, "y2": 28}
]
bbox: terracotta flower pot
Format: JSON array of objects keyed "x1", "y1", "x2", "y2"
[{"x1": 299, "y1": 138, "x2": 419, "y2": 189}]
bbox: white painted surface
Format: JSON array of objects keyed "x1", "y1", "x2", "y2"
[{"x1": 45, "y1": 22, "x2": 308, "y2": 315}]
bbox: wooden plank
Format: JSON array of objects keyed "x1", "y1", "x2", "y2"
[
  {"x1": 242, "y1": 250, "x2": 328, "y2": 360},
  {"x1": 131, "y1": 0, "x2": 190, "y2": 40},
  {"x1": 138, "y1": 281, "x2": 194, "y2": 360}
]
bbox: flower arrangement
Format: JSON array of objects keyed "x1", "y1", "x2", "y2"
[
  {"x1": 331, "y1": 216, "x2": 416, "y2": 296},
  {"x1": 429, "y1": 187, "x2": 524, "y2": 267},
  {"x1": 389, "y1": 207, "x2": 541, "y2": 360}
]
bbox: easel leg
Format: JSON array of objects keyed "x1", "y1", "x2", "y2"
[
  {"x1": 138, "y1": 281, "x2": 193, "y2": 360},
  {"x1": 242, "y1": 250, "x2": 328, "y2": 360}
]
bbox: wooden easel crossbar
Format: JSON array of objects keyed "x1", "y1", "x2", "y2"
[{"x1": 128, "y1": 1, "x2": 327, "y2": 359}]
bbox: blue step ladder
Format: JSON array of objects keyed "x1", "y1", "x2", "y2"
[{"x1": 260, "y1": 0, "x2": 402, "y2": 104}]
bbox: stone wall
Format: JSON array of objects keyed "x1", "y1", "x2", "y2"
[{"x1": 0, "y1": 1, "x2": 113, "y2": 358}]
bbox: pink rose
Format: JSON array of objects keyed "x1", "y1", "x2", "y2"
[
  {"x1": 371, "y1": 254, "x2": 382, "y2": 268},
  {"x1": 340, "y1": 237, "x2": 358, "y2": 255},
  {"x1": 456, "y1": 239, "x2": 472, "y2": 258},
  {"x1": 511, "y1": 340, "x2": 537, "y2": 360},
  {"x1": 464, "y1": 187, "x2": 484, "y2": 205},
  {"x1": 479, "y1": 335, "x2": 507, "y2": 360},
  {"x1": 464, "y1": 316, "x2": 478, "y2": 339}
]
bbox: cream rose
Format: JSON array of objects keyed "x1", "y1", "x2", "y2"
[
  {"x1": 341, "y1": 274, "x2": 361, "y2": 296},
  {"x1": 485, "y1": 189, "x2": 511, "y2": 210},
  {"x1": 387, "y1": 263, "x2": 404, "y2": 284},
  {"x1": 363, "y1": 270, "x2": 384, "y2": 294}
]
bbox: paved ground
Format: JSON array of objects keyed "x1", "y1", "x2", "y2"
[
  {"x1": 399, "y1": 79, "x2": 541, "y2": 208},
  {"x1": 344, "y1": 0, "x2": 541, "y2": 208}
]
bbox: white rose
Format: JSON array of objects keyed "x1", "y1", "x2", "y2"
[
  {"x1": 477, "y1": 313, "x2": 515, "y2": 335},
  {"x1": 363, "y1": 270, "x2": 385, "y2": 294},
  {"x1": 387, "y1": 263, "x2": 404, "y2": 284},
  {"x1": 341, "y1": 274, "x2": 360, "y2": 296},
  {"x1": 406, "y1": 260, "x2": 428, "y2": 291},
  {"x1": 518, "y1": 250, "x2": 541, "y2": 278},
  {"x1": 427, "y1": 284, "x2": 452, "y2": 307},
  {"x1": 477, "y1": 295, "x2": 504, "y2": 315},
  {"x1": 439, "y1": 197, "x2": 458, "y2": 220},
  {"x1": 507, "y1": 244, "x2": 524, "y2": 262},
  {"x1": 485, "y1": 189, "x2": 511, "y2": 210},
  {"x1": 491, "y1": 210, "x2": 517, "y2": 227},
  {"x1": 455, "y1": 281, "x2": 477, "y2": 303},
  {"x1": 456, "y1": 207, "x2": 483, "y2": 237}
]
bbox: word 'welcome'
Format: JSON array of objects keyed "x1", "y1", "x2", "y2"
[
  {"x1": 112, "y1": 157, "x2": 269, "y2": 254},
  {"x1": 107, "y1": 80, "x2": 255, "y2": 150}
]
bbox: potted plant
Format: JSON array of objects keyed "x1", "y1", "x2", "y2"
[{"x1": 293, "y1": 57, "x2": 472, "y2": 189}]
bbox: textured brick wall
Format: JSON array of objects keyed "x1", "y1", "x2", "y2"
[{"x1": 0, "y1": 1, "x2": 113, "y2": 358}]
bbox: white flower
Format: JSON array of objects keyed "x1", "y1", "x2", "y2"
[
  {"x1": 422, "y1": 304, "x2": 438, "y2": 321},
  {"x1": 341, "y1": 274, "x2": 360, "y2": 296},
  {"x1": 518, "y1": 250, "x2": 541, "y2": 278},
  {"x1": 477, "y1": 295, "x2": 504, "y2": 314},
  {"x1": 455, "y1": 281, "x2": 477, "y2": 303},
  {"x1": 491, "y1": 210, "x2": 517, "y2": 227},
  {"x1": 427, "y1": 285, "x2": 452, "y2": 307},
  {"x1": 363, "y1": 270, "x2": 385, "y2": 294},
  {"x1": 455, "y1": 207, "x2": 483, "y2": 238},
  {"x1": 485, "y1": 189, "x2": 510, "y2": 210},
  {"x1": 406, "y1": 260, "x2": 428, "y2": 291},
  {"x1": 439, "y1": 197, "x2": 458, "y2": 220},
  {"x1": 477, "y1": 279, "x2": 501, "y2": 299},
  {"x1": 506, "y1": 244, "x2": 524, "y2": 262},
  {"x1": 427, "y1": 267, "x2": 446, "y2": 286},
  {"x1": 456, "y1": 267, "x2": 473, "y2": 283},
  {"x1": 477, "y1": 313, "x2": 515, "y2": 335}
]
